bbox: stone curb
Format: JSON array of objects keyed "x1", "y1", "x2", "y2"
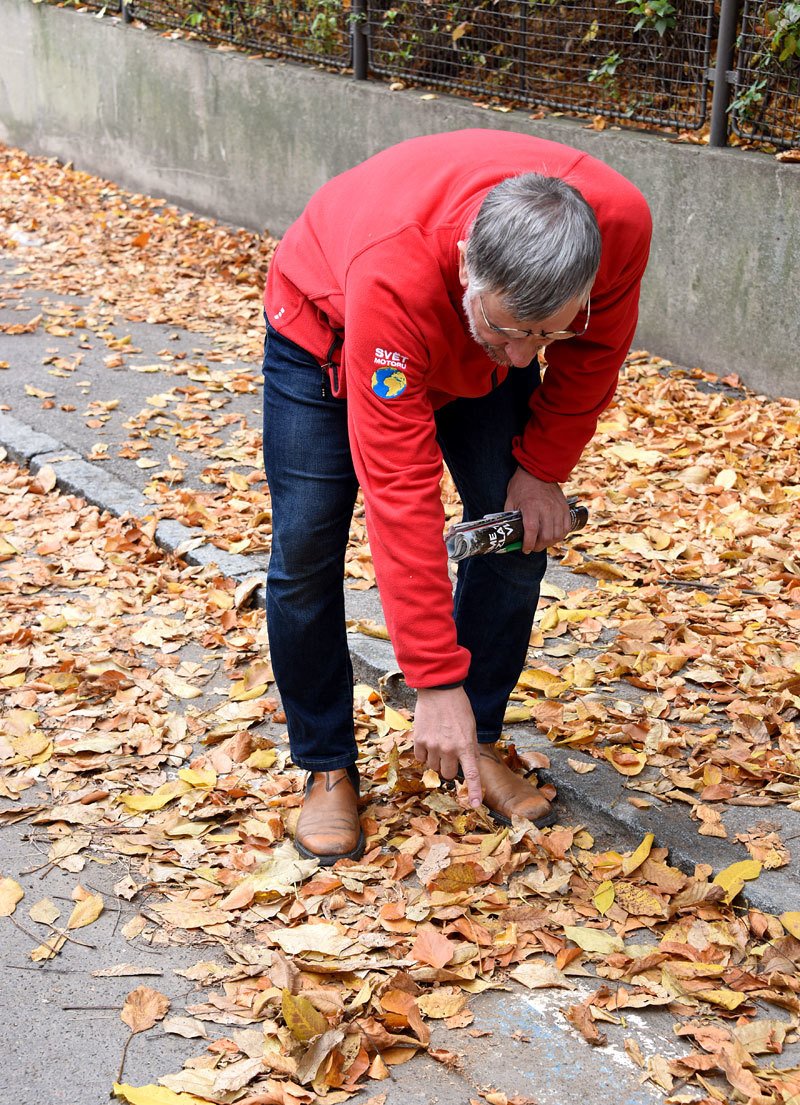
[{"x1": 0, "y1": 410, "x2": 793, "y2": 915}]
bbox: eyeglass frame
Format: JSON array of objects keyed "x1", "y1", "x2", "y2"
[{"x1": 478, "y1": 294, "x2": 591, "y2": 342}]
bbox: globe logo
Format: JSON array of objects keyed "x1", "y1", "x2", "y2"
[{"x1": 371, "y1": 368, "x2": 408, "y2": 399}]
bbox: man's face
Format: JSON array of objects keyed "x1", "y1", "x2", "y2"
[
  {"x1": 457, "y1": 239, "x2": 586, "y2": 369},
  {"x1": 462, "y1": 288, "x2": 585, "y2": 369}
]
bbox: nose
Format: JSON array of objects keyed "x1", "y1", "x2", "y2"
[{"x1": 505, "y1": 337, "x2": 546, "y2": 367}]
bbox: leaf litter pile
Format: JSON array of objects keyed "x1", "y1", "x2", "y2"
[{"x1": 1, "y1": 143, "x2": 800, "y2": 1104}]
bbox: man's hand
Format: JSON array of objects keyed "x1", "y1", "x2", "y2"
[
  {"x1": 413, "y1": 687, "x2": 482, "y2": 808},
  {"x1": 505, "y1": 467, "x2": 571, "y2": 553}
]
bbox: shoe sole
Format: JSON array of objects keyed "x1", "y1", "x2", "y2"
[
  {"x1": 445, "y1": 772, "x2": 558, "y2": 830},
  {"x1": 294, "y1": 829, "x2": 366, "y2": 867}
]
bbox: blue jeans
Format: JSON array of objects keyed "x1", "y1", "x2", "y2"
[{"x1": 262, "y1": 324, "x2": 547, "y2": 771}]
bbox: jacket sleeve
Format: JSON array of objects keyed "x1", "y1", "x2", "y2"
[
  {"x1": 343, "y1": 244, "x2": 471, "y2": 688},
  {"x1": 513, "y1": 197, "x2": 653, "y2": 483}
]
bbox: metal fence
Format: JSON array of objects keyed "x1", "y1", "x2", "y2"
[
  {"x1": 72, "y1": 0, "x2": 800, "y2": 149},
  {"x1": 730, "y1": 0, "x2": 800, "y2": 147},
  {"x1": 369, "y1": 1, "x2": 715, "y2": 132},
  {"x1": 118, "y1": 0, "x2": 352, "y2": 65}
]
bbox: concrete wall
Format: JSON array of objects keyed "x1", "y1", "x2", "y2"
[{"x1": 2, "y1": 0, "x2": 798, "y2": 397}]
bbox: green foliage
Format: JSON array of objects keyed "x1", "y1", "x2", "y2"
[
  {"x1": 587, "y1": 50, "x2": 623, "y2": 92},
  {"x1": 307, "y1": 0, "x2": 346, "y2": 54},
  {"x1": 765, "y1": 2, "x2": 800, "y2": 62},
  {"x1": 616, "y1": 0, "x2": 677, "y2": 38},
  {"x1": 731, "y1": 2, "x2": 800, "y2": 122}
]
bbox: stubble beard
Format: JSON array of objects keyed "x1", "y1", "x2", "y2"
[{"x1": 462, "y1": 290, "x2": 511, "y2": 367}]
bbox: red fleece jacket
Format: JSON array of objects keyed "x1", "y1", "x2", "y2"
[{"x1": 264, "y1": 129, "x2": 652, "y2": 688}]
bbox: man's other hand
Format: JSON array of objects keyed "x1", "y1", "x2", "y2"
[
  {"x1": 505, "y1": 467, "x2": 570, "y2": 553},
  {"x1": 413, "y1": 687, "x2": 482, "y2": 808}
]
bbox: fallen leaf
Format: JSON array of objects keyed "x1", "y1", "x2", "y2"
[
  {"x1": 410, "y1": 926, "x2": 457, "y2": 969},
  {"x1": 0, "y1": 876, "x2": 24, "y2": 916},
  {"x1": 67, "y1": 888, "x2": 104, "y2": 930},
  {"x1": 713, "y1": 860, "x2": 762, "y2": 904},
  {"x1": 282, "y1": 990, "x2": 328, "y2": 1042},
  {"x1": 112, "y1": 1084, "x2": 210, "y2": 1105},
  {"x1": 605, "y1": 747, "x2": 647, "y2": 776},
  {"x1": 564, "y1": 926, "x2": 624, "y2": 955},
  {"x1": 622, "y1": 833, "x2": 654, "y2": 875},
  {"x1": 120, "y1": 986, "x2": 171, "y2": 1033},
  {"x1": 510, "y1": 960, "x2": 575, "y2": 990},
  {"x1": 593, "y1": 880, "x2": 615, "y2": 916}
]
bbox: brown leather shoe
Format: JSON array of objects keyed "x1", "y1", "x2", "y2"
[
  {"x1": 294, "y1": 765, "x2": 365, "y2": 865},
  {"x1": 475, "y1": 745, "x2": 557, "y2": 828}
]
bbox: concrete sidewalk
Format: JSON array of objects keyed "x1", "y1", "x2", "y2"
[
  {"x1": 4, "y1": 257, "x2": 800, "y2": 1105},
  {"x1": 0, "y1": 275, "x2": 691, "y2": 1105},
  {"x1": 1, "y1": 259, "x2": 798, "y2": 923}
]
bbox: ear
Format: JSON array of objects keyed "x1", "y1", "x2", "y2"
[{"x1": 457, "y1": 240, "x2": 469, "y2": 289}]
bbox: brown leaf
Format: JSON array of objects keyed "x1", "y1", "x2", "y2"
[
  {"x1": 564, "y1": 1000, "x2": 607, "y2": 1046},
  {"x1": 120, "y1": 986, "x2": 171, "y2": 1033},
  {"x1": 410, "y1": 926, "x2": 457, "y2": 969}
]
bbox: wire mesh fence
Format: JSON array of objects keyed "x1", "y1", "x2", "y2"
[
  {"x1": 730, "y1": 0, "x2": 800, "y2": 148},
  {"x1": 125, "y1": 0, "x2": 353, "y2": 67},
  {"x1": 76, "y1": 0, "x2": 122, "y2": 11},
  {"x1": 369, "y1": 0, "x2": 716, "y2": 131},
  {"x1": 55, "y1": 0, "x2": 800, "y2": 147}
]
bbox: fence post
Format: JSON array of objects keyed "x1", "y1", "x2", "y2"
[
  {"x1": 709, "y1": 0, "x2": 741, "y2": 146},
  {"x1": 352, "y1": 0, "x2": 368, "y2": 80}
]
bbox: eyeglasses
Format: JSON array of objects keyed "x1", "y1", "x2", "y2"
[{"x1": 478, "y1": 295, "x2": 591, "y2": 342}]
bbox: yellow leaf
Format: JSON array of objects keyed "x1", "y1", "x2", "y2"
[
  {"x1": 503, "y1": 705, "x2": 531, "y2": 724},
  {"x1": 67, "y1": 891, "x2": 104, "y2": 930},
  {"x1": 567, "y1": 658, "x2": 596, "y2": 688},
  {"x1": 564, "y1": 925, "x2": 624, "y2": 955},
  {"x1": 41, "y1": 671, "x2": 79, "y2": 691},
  {"x1": 605, "y1": 747, "x2": 647, "y2": 777},
  {"x1": 228, "y1": 471, "x2": 250, "y2": 492},
  {"x1": 383, "y1": 705, "x2": 412, "y2": 731},
  {"x1": 780, "y1": 912, "x2": 800, "y2": 939},
  {"x1": 31, "y1": 934, "x2": 66, "y2": 961},
  {"x1": 177, "y1": 767, "x2": 217, "y2": 789},
  {"x1": 571, "y1": 559, "x2": 629, "y2": 582},
  {"x1": 516, "y1": 668, "x2": 570, "y2": 698},
  {"x1": 161, "y1": 671, "x2": 202, "y2": 699},
  {"x1": 353, "y1": 619, "x2": 390, "y2": 640},
  {"x1": 622, "y1": 833, "x2": 654, "y2": 876},
  {"x1": 696, "y1": 988, "x2": 747, "y2": 1011},
  {"x1": 0, "y1": 537, "x2": 18, "y2": 561},
  {"x1": 713, "y1": 860, "x2": 762, "y2": 904},
  {"x1": 112, "y1": 1082, "x2": 211, "y2": 1105},
  {"x1": 10, "y1": 729, "x2": 52, "y2": 763},
  {"x1": 0, "y1": 876, "x2": 24, "y2": 916},
  {"x1": 714, "y1": 468, "x2": 737, "y2": 490},
  {"x1": 246, "y1": 748, "x2": 277, "y2": 770},
  {"x1": 607, "y1": 444, "x2": 661, "y2": 466},
  {"x1": 117, "y1": 779, "x2": 191, "y2": 813},
  {"x1": 613, "y1": 882, "x2": 666, "y2": 918},
  {"x1": 593, "y1": 880, "x2": 615, "y2": 916},
  {"x1": 229, "y1": 679, "x2": 269, "y2": 702},
  {"x1": 282, "y1": 990, "x2": 328, "y2": 1042}
]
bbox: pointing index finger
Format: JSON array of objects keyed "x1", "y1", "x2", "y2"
[{"x1": 460, "y1": 744, "x2": 483, "y2": 808}]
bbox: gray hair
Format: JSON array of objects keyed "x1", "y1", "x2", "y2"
[{"x1": 464, "y1": 173, "x2": 601, "y2": 320}]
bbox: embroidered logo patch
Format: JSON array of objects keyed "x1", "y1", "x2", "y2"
[{"x1": 371, "y1": 367, "x2": 408, "y2": 399}]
